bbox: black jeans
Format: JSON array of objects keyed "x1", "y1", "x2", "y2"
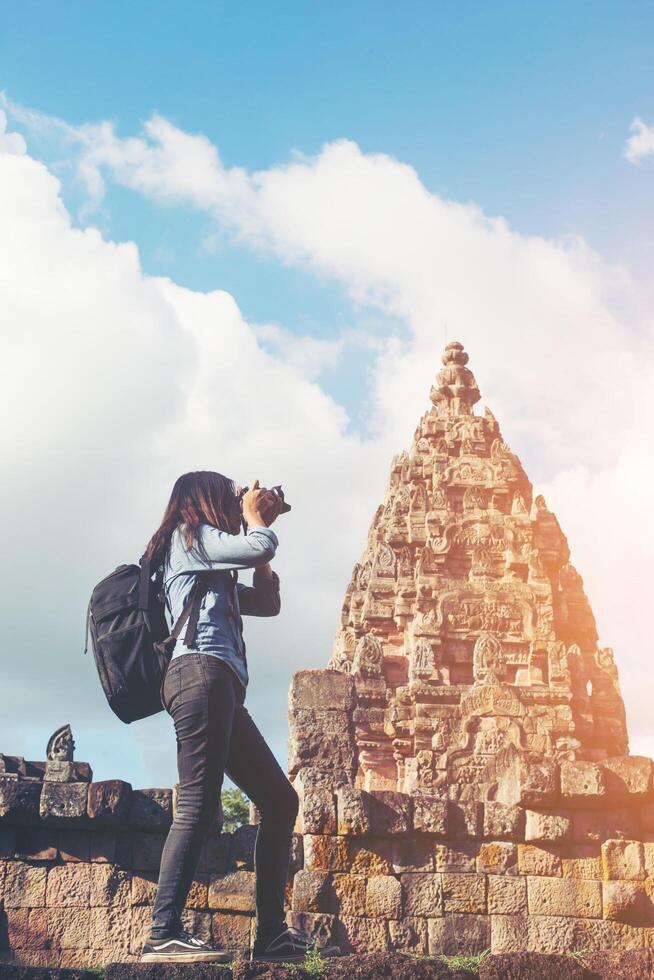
[{"x1": 150, "y1": 653, "x2": 299, "y2": 943}]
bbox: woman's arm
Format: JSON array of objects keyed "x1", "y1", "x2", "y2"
[
  {"x1": 236, "y1": 563, "x2": 281, "y2": 616},
  {"x1": 184, "y1": 523, "x2": 279, "y2": 572}
]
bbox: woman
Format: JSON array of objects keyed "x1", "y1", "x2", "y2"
[{"x1": 139, "y1": 470, "x2": 340, "y2": 964}]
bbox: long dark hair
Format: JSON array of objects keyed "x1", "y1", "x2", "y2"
[{"x1": 143, "y1": 470, "x2": 238, "y2": 569}]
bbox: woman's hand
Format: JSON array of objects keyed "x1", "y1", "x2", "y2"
[{"x1": 242, "y1": 479, "x2": 283, "y2": 528}]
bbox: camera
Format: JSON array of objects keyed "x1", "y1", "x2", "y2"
[{"x1": 238, "y1": 484, "x2": 291, "y2": 532}]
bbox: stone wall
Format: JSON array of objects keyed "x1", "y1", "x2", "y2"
[
  {"x1": 287, "y1": 671, "x2": 654, "y2": 956},
  {"x1": 0, "y1": 775, "x2": 302, "y2": 968}
]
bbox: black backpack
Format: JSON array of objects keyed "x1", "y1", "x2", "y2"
[{"x1": 84, "y1": 554, "x2": 210, "y2": 724}]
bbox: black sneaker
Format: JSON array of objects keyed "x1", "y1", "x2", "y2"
[
  {"x1": 251, "y1": 925, "x2": 341, "y2": 962},
  {"x1": 141, "y1": 927, "x2": 233, "y2": 963}
]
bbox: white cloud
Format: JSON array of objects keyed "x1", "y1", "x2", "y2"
[
  {"x1": 1, "y1": 102, "x2": 653, "y2": 785},
  {"x1": 624, "y1": 116, "x2": 654, "y2": 165}
]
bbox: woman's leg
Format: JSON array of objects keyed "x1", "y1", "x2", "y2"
[
  {"x1": 150, "y1": 656, "x2": 237, "y2": 939},
  {"x1": 225, "y1": 699, "x2": 299, "y2": 945}
]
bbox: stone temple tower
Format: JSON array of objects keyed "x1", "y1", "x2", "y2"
[{"x1": 287, "y1": 342, "x2": 652, "y2": 956}]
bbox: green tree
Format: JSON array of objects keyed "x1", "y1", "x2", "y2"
[{"x1": 221, "y1": 787, "x2": 250, "y2": 831}]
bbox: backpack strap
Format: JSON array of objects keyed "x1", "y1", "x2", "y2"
[{"x1": 170, "y1": 575, "x2": 210, "y2": 647}]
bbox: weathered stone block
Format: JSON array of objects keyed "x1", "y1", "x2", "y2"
[
  {"x1": 180, "y1": 909, "x2": 213, "y2": 944},
  {"x1": 90, "y1": 864, "x2": 131, "y2": 906},
  {"x1": 448, "y1": 801, "x2": 482, "y2": 839},
  {"x1": 442, "y1": 872, "x2": 487, "y2": 913},
  {"x1": 336, "y1": 786, "x2": 371, "y2": 836},
  {"x1": 490, "y1": 912, "x2": 528, "y2": 953},
  {"x1": 291, "y1": 869, "x2": 334, "y2": 914},
  {"x1": 348, "y1": 838, "x2": 393, "y2": 875},
  {"x1": 57, "y1": 829, "x2": 91, "y2": 862},
  {"x1": 128, "y1": 788, "x2": 172, "y2": 830},
  {"x1": 3, "y1": 862, "x2": 47, "y2": 907},
  {"x1": 332, "y1": 873, "x2": 366, "y2": 916},
  {"x1": 232, "y1": 823, "x2": 257, "y2": 870},
  {"x1": 601, "y1": 756, "x2": 652, "y2": 803},
  {"x1": 129, "y1": 904, "x2": 152, "y2": 954},
  {"x1": 428, "y1": 913, "x2": 490, "y2": 955},
  {"x1": 496, "y1": 757, "x2": 559, "y2": 808},
  {"x1": 488, "y1": 874, "x2": 527, "y2": 914},
  {"x1": 400, "y1": 872, "x2": 442, "y2": 916},
  {"x1": 47, "y1": 906, "x2": 91, "y2": 948},
  {"x1": 46, "y1": 863, "x2": 91, "y2": 906},
  {"x1": 39, "y1": 782, "x2": 89, "y2": 825},
  {"x1": 368, "y1": 791, "x2": 411, "y2": 835},
  {"x1": 0, "y1": 826, "x2": 16, "y2": 859},
  {"x1": 365, "y1": 874, "x2": 402, "y2": 918},
  {"x1": 601, "y1": 839, "x2": 646, "y2": 881},
  {"x1": 130, "y1": 831, "x2": 165, "y2": 871},
  {"x1": 208, "y1": 870, "x2": 256, "y2": 912},
  {"x1": 561, "y1": 844, "x2": 602, "y2": 880},
  {"x1": 336, "y1": 914, "x2": 389, "y2": 953},
  {"x1": 434, "y1": 842, "x2": 480, "y2": 873},
  {"x1": 89, "y1": 830, "x2": 117, "y2": 864},
  {"x1": 14, "y1": 827, "x2": 57, "y2": 861},
  {"x1": 525, "y1": 810, "x2": 572, "y2": 843},
  {"x1": 391, "y1": 837, "x2": 434, "y2": 873},
  {"x1": 483, "y1": 802, "x2": 524, "y2": 841},
  {"x1": 571, "y1": 811, "x2": 605, "y2": 845},
  {"x1": 6, "y1": 907, "x2": 48, "y2": 949},
  {"x1": 602, "y1": 880, "x2": 654, "y2": 924},
  {"x1": 286, "y1": 910, "x2": 336, "y2": 946},
  {"x1": 87, "y1": 780, "x2": 132, "y2": 826},
  {"x1": 289, "y1": 669, "x2": 356, "y2": 714},
  {"x1": 289, "y1": 709, "x2": 356, "y2": 774},
  {"x1": 289, "y1": 831, "x2": 304, "y2": 875},
  {"x1": 199, "y1": 832, "x2": 232, "y2": 874},
  {"x1": 560, "y1": 761, "x2": 607, "y2": 804},
  {"x1": 303, "y1": 834, "x2": 349, "y2": 872},
  {"x1": 526, "y1": 875, "x2": 602, "y2": 917},
  {"x1": 294, "y1": 768, "x2": 345, "y2": 835},
  {"x1": 211, "y1": 911, "x2": 253, "y2": 949},
  {"x1": 517, "y1": 844, "x2": 562, "y2": 877},
  {"x1": 412, "y1": 796, "x2": 448, "y2": 836},
  {"x1": 0, "y1": 780, "x2": 41, "y2": 825},
  {"x1": 604, "y1": 807, "x2": 642, "y2": 841},
  {"x1": 88, "y1": 905, "x2": 132, "y2": 952},
  {"x1": 388, "y1": 916, "x2": 428, "y2": 955},
  {"x1": 477, "y1": 842, "x2": 517, "y2": 875}
]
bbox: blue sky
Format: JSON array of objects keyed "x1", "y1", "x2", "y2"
[{"x1": 1, "y1": 2, "x2": 653, "y2": 790}]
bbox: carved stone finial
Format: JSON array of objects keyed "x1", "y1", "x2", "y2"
[
  {"x1": 429, "y1": 340, "x2": 481, "y2": 416},
  {"x1": 44, "y1": 724, "x2": 76, "y2": 782}
]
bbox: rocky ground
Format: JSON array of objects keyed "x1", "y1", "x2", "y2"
[{"x1": 2, "y1": 951, "x2": 654, "y2": 979}]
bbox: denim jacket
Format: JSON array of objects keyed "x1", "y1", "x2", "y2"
[{"x1": 163, "y1": 522, "x2": 280, "y2": 690}]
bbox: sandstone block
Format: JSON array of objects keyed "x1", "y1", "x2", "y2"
[
  {"x1": 365, "y1": 874, "x2": 402, "y2": 917},
  {"x1": 572, "y1": 811, "x2": 605, "y2": 845},
  {"x1": 180, "y1": 909, "x2": 212, "y2": 944},
  {"x1": 348, "y1": 838, "x2": 393, "y2": 875},
  {"x1": 289, "y1": 669, "x2": 356, "y2": 713},
  {"x1": 488, "y1": 874, "x2": 527, "y2": 914},
  {"x1": 525, "y1": 810, "x2": 572, "y2": 843},
  {"x1": 388, "y1": 916, "x2": 428, "y2": 955},
  {"x1": 604, "y1": 807, "x2": 642, "y2": 841},
  {"x1": 291, "y1": 869, "x2": 334, "y2": 914},
  {"x1": 303, "y1": 834, "x2": 349, "y2": 872},
  {"x1": 561, "y1": 844, "x2": 602, "y2": 880},
  {"x1": 483, "y1": 802, "x2": 524, "y2": 841},
  {"x1": 335, "y1": 914, "x2": 389, "y2": 953},
  {"x1": 289, "y1": 709, "x2": 356, "y2": 774},
  {"x1": 496, "y1": 757, "x2": 559, "y2": 808},
  {"x1": 88, "y1": 905, "x2": 132, "y2": 951},
  {"x1": 527, "y1": 876, "x2": 602, "y2": 917},
  {"x1": 525, "y1": 913, "x2": 646, "y2": 953},
  {"x1": 47, "y1": 907, "x2": 91, "y2": 948},
  {"x1": 490, "y1": 913, "x2": 528, "y2": 954},
  {"x1": 199, "y1": 831, "x2": 232, "y2": 874},
  {"x1": 368, "y1": 791, "x2": 411, "y2": 835},
  {"x1": 0, "y1": 826, "x2": 15, "y2": 859},
  {"x1": 400, "y1": 872, "x2": 442, "y2": 917},
  {"x1": 130, "y1": 832, "x2": 165, "y2": 871},
  {"x1": 286, "y1": 910, "x2": 336, "y2": 946},
  {"x1": 0, "y1": 780, "x2": 41, "y2": 824},
  {"x1": 128, "y1": 788, "x2": 173, "y2": 830},
  {"x1": 87, "y1": 780, "x2": 131, "y2": 826},
  {"x1": 289, "y1": 832, "x2": 304, "y2": 875},
  {"x1": 130, "y1": 871, "x2": 158, "y2": 905},
  {"x1": 640, "y1": 802, "x2": 654, "y2": 832},
  {"x1": 332, "y1": 872, "x2": 366, "y2": 916},
  {"x1": 560, "y1": 761, "x2": 607, "y2": 804},
  {"x1": 602, "y1": 880, "x2": 654, "y2": 924},
  {"x1": 2, "y1": 946, "x2": 61, "y2": 968},
  {"x1": 89, "y1": 831, "x2": 117, "y2": 864},
  {"x1": 477, "y1": 842, "x2": 517, "y2": 875},
  {"x1": 434, "y1": 842, "x2": 480, "y2": 873},
  {"x1": 90, "y1": 864, "x2": 131, "y2": 906},
  {"x1": 232, "y1": 823, "x2": 257, "y2": 870},
  {"x1": 6, "y1": 907, "x2": 48, "y2": 949},
  {"x1": 517, "y1": 844, "x2": 562, "y2": 877},
  {"x1": 442, "y1": 872, "x2": 487, "y2": 913},
  {"x1": 448, "y1": 801, "x2": 482, "y2": 839},
  {"x1": 294, "y1": 768, "x2": 343, "y2": 835},
  {"x1": 412, "y1": 796, "x2": 448, "y2": 836},
  {"x1": 601, "y1": 839, "x2": 646, "y2": 881},
  {"x1": 208, "y1": 870, "x2": 256, "y2": 912},
  {"x1": 428, "y1": 913, "x2": 490, "y2": 956},
  {"x1": 601, "y1": 756, "x2": 653, "y2": 803},
  {"x1": 391, "y1": 837, "x2": 433, "y2": 873},
  {"x1": 336, "y1": 786, "x2": 371, "y2": 836},
  {"x1": 14, "y1": 827, "x2": 57, "y2": 861},
  {"x1": 39, "y1": 782, "x2": 89, "y2": 824},
  {"x1": 57, "y1": 829, "x2": 91, "y2": 863},
  {"x1": 3, "y1": 862, "x2": 47, "y2": 907},
  {"x1": 46, "y1": 863, "x2": 91, "y2": 907},
  {"x1": 211, "y1": 911, "x2": 253, "y2": 949}
]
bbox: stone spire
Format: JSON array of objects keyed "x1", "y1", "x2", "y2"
[
  {"x1": 319, "y1": 339, "x2": 627, "y2": 798},
  {"x1": 430, "y1": 340, "x2": 481, "y2": 416}
]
